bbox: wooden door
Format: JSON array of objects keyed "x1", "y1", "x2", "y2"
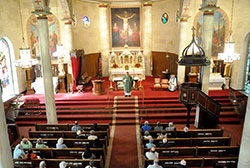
[{"x1": 152, "y1": 51, "x2": 178, "y2": 78}]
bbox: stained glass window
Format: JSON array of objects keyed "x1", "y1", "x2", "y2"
[
  {"x1": 244, "y1": 42, "x2": 250, "y2": 93},
  {"x1": 0, "y1": 38, "x2": 14, "y2": 98},
  {"x1": 82, "y1": 16, "x2": 90, "y2": 28},
  {"x1": 161, "y1": 13, "x2": 169, "y2": 24}
]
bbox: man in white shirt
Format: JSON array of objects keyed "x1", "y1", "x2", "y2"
[
  {"x1": 147, "y1": 159, "x2": 163, "y2": 168},
  {"x1": 145, "y1": 147, "x2": 159, "y2": 160},
  {"x1": 88, "y1": 130, "x2": 98, "y2": 140}
]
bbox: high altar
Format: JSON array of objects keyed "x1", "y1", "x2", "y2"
[{"x1": 109, "y1": 45, "x2": 145, "y2": 89}]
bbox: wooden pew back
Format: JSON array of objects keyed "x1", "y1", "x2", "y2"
[
  {"x1": 143, "y1": 137, "x2": 231, "y2": 147},
  {"x1": 142, "y1": 128, "x2": 224, "y2": 138},
  {"x1": 14, "y1": 158, "x2": 103, "y2": 168},
  {"x1": 144, "y1": 146, "x2": 239, "y2": 157},
  {"x1": 145, "y1": 157, "x2": 238, "y2": 168}
]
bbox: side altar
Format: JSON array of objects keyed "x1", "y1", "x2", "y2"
[{"x1": 109, "y1": 45, "x2": 145, "y2": 90}]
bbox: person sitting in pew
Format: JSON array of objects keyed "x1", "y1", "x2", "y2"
[
  {"x1": 85, "y1": 161, "x2": 96, "y2": 168},
  {"x1": 145, "y1": 147, "x2": 159, "y2": 160},
  {"x1": 93, "y1": 138, "x2": 103, "y2": 148},
  {"x1": 59, "y1": 161, "x2": 68, "y2": 168},
  {"x1": 82, "y1": 145, "x2": 96, "y2": 159},
  {"x1": 154, "y1": 122, "x2": 163, "y2": 131},
  {"x1": 71, "y1": 121, "x2": 83, "y2": 132},
  {"x1": 88, "y1": 130, "x2": 98, "y2": 140},
  {"x1": 144, "y1": 131, "x2": 153, "y2": 140},
  {"x1": 56, "y1": 137, "x2": 68, "y2": 149},
  {"x1": 36, "y1": 138, "x2": 48, "y2": 148},
  {"x1": 142, "y1": 121, "x2": 152, "y2": 131},
  {"x1": 21, "y1": 138, "x2": 33, "y2": 149},
  {"x1": 159, "y1": 137, "x2": 171, "y2": 148},
  {"x1": 177, "y1": 159, "x2": 189, "y2": 168},
  {"x1": 180, "y1": 127, "x2": 190, "y2": 138},
  {"x1": 76, "y1": 130, "x2": 87, "y2": 139},
  {"x1": 165, "y1": 122, "x2": 176, "y2": 131},
  {"x1": 92, "y1": 123, "x2": 100, "y2": 131},
  {"x1": 39, "y1": 161, "x2": 46, "y2": 168},
  {"x1": 157, "y1": 130, "x2": 168, "y2": 139},
  {"x1": 147, "y1": 159, "x2": 163, "y2": 168},
  {"x1": 25, "y1": 149, "x2": 39, "y2": 159},
  {"x1": 146, "y1": 138, "x2": 156, "y2": 149},
  {"x1": 13, "y1": 144, "x2": 25, "y2": 159}
]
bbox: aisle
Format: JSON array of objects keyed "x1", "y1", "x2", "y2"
[{"x1": 108, "y1": 96, "x2": 142, "y2": 168}]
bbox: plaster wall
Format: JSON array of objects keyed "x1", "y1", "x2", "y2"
[
  {"x1": 72, "y1": 0, "x2": 100, "y2": 54},
  {"x1": 152, "y1": 0, "x2": 180, "y2": 54}
]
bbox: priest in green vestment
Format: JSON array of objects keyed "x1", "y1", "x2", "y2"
[{"x1": 122, "y1": 72, "x2": 133, "y2": 97}]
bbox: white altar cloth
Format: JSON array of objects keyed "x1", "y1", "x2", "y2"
[{"x1": 209, "y1": 73, "x2": 226, "y2": 90}]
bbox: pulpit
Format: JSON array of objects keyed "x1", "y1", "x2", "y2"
[{"x1": 92, "y1": 80, "x2": 105, "y2": 95}]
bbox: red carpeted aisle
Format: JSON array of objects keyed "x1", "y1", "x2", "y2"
[
  {"x1": 109, "y1": 97, "x2": 139, "y2": 168},
  {"x1": 109, "y1": 125, "x2": 138, "y2": 168}
]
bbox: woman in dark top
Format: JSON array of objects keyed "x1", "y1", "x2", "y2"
[
  {"x1": 82, "y1": 145, "x2": 96, "y2": 159},
  {"x1": 93, "y1": 138, "x2": 103, "y2": 148}
]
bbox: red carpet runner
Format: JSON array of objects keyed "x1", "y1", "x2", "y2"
[{"x1": 109, "y1": 96, "x2": 140, "y2": 168}]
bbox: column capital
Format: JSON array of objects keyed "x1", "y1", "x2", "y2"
[
  {"x1": 143, "y1": 2, "x2": 152, "y2": 6},
  {"x1": 62, "y1": 18, "x2": 73, "y2": 25},
  {"x1": 180, "y1": 16, "x2": 190, "y2": 22},
  {"x1": 32, "y1": 10, "x2": 51, "y2": 18},
  {"x1": 199, "y1": 0, "x2": 219, "y2": 13},
  {"x1": 99, "y1": 3, "x2": 108, "y2": 8}
]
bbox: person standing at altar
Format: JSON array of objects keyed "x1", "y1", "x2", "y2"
[
  {"x1": 122, "y1": 71, "x2": 133, "y2": 97},
  {"x1": 168, "y1": 74, "x2": 177, "y2": 92}
]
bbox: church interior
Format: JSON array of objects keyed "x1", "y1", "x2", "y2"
[{"x1": 1, "y1": 0, "x2": 250, "y2": 167}]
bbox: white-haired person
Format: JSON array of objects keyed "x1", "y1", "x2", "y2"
[
  {"x1": 145, "y1": 147, "x2": 159, "y2": 160},
  {"x1": 142, "y1": 121, "x2": 152, "y2": 131},
  {"x1": 144, "y1": 131, "x2": 153, "y2": 140},
  {"x1": 177, "y1": 159, "x2": 189, "y2": 168},
  {"x1": 56, "y1": 137, "x2": 68, "y2": 149},
  {"x1": 76, "y1": 130, "x2": 87, "y2": 139},
  {"x1": 165, "y1": 122, "x2": 176, "y2": 131},
  {"x1": 88, "y1": 130, "x2": 98, "y2": 140},
  {"x1": 147, "y1": 159, "x2": 163, "y2": 168},
  {"x1": 180, "y1": 127, "x2": 190, "y2": 138},
  {"x1": 39, "y1": 161, "x2": 46, "y2": 168},
  {"x1": 157, "y1": 130, "x2": 168, "y2": 139},
  {"x1": 59, "y1": 161, "x2": 67, "y2": 168}
]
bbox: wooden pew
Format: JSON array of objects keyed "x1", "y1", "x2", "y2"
[
  {"x1": 14, "y1": 157, "x2": 104, "y2": 168},
  {"x1": 28, "y1": 138, "x2": 108, "y2": 155},
  {"x1": 35, "y1": 123, "x2": 109, "y2": 132},
  {"x1": 143, "y1": 146, "x2": 239, "y2": 158},
  {"x1": 140, "y1": 122, "x2": 170, "y2": 129},
  {"x1": 142, "y1": 128, "x2": 224, "y2": 138},
  {"x1": 143, "y1": 137, "x2": 231, "y2": 147},
  {"x1": 23, "y1": 148, "x2": 105, "y2": 160},
  {"x1": 29, "y1": 130, "x2": 108, "y2": 139},
  {"x1": 144, "y1": 157, "x2": 238, "y2": 168}
]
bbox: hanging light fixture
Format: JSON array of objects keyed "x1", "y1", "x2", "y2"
[
  {"x1": 218, "y1": 0, "x2": 240, "y2": 62},
  {"x1": 15, "y1": 0, "x2": 38, "y2": 68}
]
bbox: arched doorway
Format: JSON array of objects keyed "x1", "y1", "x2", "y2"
[{"x1": 0, "y1": 37, "x2": 17, "y2": 99}]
